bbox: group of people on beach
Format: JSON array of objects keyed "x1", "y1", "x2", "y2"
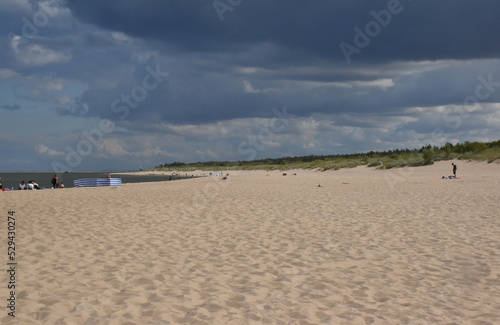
[
  {"x1": 17, "y1": 178, "x2": 61, "y2": 190},
  {"x1": 0, "y1": 179, "x2": 38, "y2": 191},
  {"x1": 0, "y1": 174, "x2": 64, "y2": 191},
  {"x1": 17, "y1": 180, "x2": 41, "y2": 190}
]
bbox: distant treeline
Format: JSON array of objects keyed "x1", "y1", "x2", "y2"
[{"x1": 154, "y1": 140, "x2": 500, "y2": 171}]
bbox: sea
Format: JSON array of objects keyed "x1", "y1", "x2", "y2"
[{"x1": 0, "y1": 171, "x2": 197, "y2": 190}]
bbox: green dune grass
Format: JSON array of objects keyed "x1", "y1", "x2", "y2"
[{"x1": 152, "y1": 140, "x2": 500, "y2": 172}]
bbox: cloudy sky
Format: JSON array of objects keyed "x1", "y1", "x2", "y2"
[{"x1": 1, "y1": 0, "x2": 500, "y2": 171}]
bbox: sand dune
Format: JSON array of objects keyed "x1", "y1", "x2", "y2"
[{"x1": 0, "y1": 160, "x2": 498, "y2": 324}]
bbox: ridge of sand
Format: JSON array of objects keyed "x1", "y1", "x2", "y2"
[{"x1": 0, "y1": 160, "x2": 498, "y2": 324}]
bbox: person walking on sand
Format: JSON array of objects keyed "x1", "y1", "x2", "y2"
[{"x1": 452, "y1": 163, "x2": 457, "y2": 177}]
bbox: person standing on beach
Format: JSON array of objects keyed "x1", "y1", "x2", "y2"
[
  {"x1": 452, "y1": 163, "x2": 457, "y2": 177},
  {"x1": 51, "y1": 174, "x2": 59, "y2": 188}
]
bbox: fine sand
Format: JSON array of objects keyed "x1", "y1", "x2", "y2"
[{"x1": 0, "y1": 160, "x2": 498, "y2": 324}]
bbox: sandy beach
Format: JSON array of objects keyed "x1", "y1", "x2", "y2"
[{"x1": 0, "y1": 160, "x2": 498, "y2": 324}]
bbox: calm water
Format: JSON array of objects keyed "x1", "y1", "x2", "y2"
[{"x1": 0, "y1": 172, "x2": 196, "y2": 189}]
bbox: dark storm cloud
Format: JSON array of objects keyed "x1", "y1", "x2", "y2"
[
  {"x1": 1, "y1": 104, "x2": 21, "y2": 111},
  {"x1": 53, "y1": 0, "x2": 500, "y2": 126},
  {"x1": 72, "y1": 58, "x2": 500, "y2": 125},
  {"x1": 66, "y1": 0, "x2": 500, "y2": 63},
  {"x1": 5, "y1": 0, "x2": 496, "y2": 126}
]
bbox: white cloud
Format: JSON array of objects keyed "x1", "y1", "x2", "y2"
[
  {"x1": 351, "y1": 79, "x2": 395, "y2": 89},
  {"x1": 0, "y1": 0, "x2": 31, "y2": 11},
  {"x1": 243, "y1": 81, "x2": 258, "y2": 94},
  {"x1": 38, "y1": 0, "x2": 71, "y2": 17},
  {"x1": 0, "y1": 69, "x2": 20, "y2": 79},
  {"x1": 56, "y1": 95, "x2": 71, "y2": 106},
  {"x1": 11, "y1": 36, "x2": 71, "y2": 66},
  {"x1": 131, "y1": 50, "x2": 159, "y2": 63},
  {"x1": 298, "y1": 78, "x2": 395, "y2": 89},
  {"x1": 243, "y1": 81, "x2": 277, "y2": 94},
  {"x1": 194, "y1": 148, "x2": 218, "y2": 160},
  {"x1": 111, "y1": 32, "x2": 130, "y2": 43},
  {"x1": 35, "y1": 144, "x2": 64, "y2": 157},
  {"x1": 235, "y1": 66, "x2": 258, "y2": 74},
  {"x1": 46, "y1": 81, "x2": 64, "y2": 91}
]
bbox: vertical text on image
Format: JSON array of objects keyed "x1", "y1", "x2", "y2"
[{"x1": 6, "y1": 210, "x2": 17, "y2": 317}]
